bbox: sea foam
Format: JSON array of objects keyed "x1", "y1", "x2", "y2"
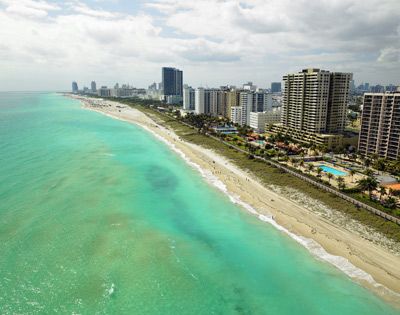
[{"x1": 89, "y1": 106, "x2": 399, "y2": 298}]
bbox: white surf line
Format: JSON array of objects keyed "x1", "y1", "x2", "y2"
[{"x1": 81, "y1": 103, "x2": 400, "y2": 300}]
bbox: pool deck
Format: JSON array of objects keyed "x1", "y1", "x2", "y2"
[{"x1": 307, "y1": 161, "x2": 365, "y2": 189}]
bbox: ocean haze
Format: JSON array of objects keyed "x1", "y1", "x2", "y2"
[
  {"x1": 0, "y1": 92, "x2": 398, "y2": 314},
  {"x1": 0, "y1": 0, "x2": 399, "y2": 90}
]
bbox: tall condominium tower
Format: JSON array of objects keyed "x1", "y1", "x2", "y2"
[
  {"x1": 239, "y1": 92, "x2": 253, "y2": 126},
  {"x1": 183, "y1": 85, "x2": 195, "y2": 111},
  {"x1": 195, "y1": 88, "x2": 227, "y2": 117},
  {"x1": 72, "y1": 81, "x2": 78, "y2": 93},
  {"x1": 162, "y1": 67, "x2": 183, "y2": 97},
  {"x1": 271, "y1": 82, "x2": 282, "y2": 93},
  {"x1": 358, "y1": 93, "x2": 400, "y2": 160},
  {"x1": 195, "y1": 88, "x2": 206, "y2": 114},
  {"x1": 282, "y1": 68, "x2": 352, "y2": 134},
  {"x1": 91, "y1": 81, "x2": 97, "y2": 92}
]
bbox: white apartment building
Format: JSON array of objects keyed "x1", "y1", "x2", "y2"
[
  {"x1": 231, "y1": 106, "x2": 242, "y2": 125},
  {"x1": 195, "y1": 88, "x2": 226, "y2": 116},
  {"x1": 249, "y1": 109, "x2": 282, "y2": 132},
  {"x1": 195, "y1": 88, "x2": 205, "y2": 114},
  {"x1": 239, "y1": 92, "x2": 253, "y2": 126}
]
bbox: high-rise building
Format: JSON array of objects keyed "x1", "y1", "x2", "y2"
[
  {"x1": 162, "y1": 67, "x2": 183, "y2": 100},
  {"x1": 370, "y1": 85, "x2": 384, "y2": 93},
  {"x1": 271, "y1": 82, "x2": 282, "y2": 93},
  {"x1": 99, "y1": 86, "x2": 111, "y2": 97},
  {"x1": 326, "y1": 72, "x2": 352, "y2": 133},
  {"x1": 194, "y1": 88, "x2": 227, "y2": 116},
  {"x1": 72, "y1": 81, "x2": 78, "y2": 93},
  {"x1": 281, "y1": 68, "x2": 352, "y2": 134},
  {"x1": 386, "y1": 84, "x2": 397, "y2": 92},
  {"x1": 226, "y1": 90, "x2": 240, "y2": 120},
  {"x1": 148, "y1": 82, "x2": 157, "y2": 90},
  {"x1": 91, "y1": 81, "x2": 97, "y2": 93},
  {"x1": 231, "y1": 106, "x2": 242, "y2": 125},
  {"x1": 350, "y1": 80, "x2": 356, "y2": 93},
  {"x1": 252, "y1": 92, "x2": 272, "y2": 112},
  {"x1": 239, "y1": 92, "x2": 253, "y2": 126},
  {"x1": 183, "y1": 85, "x2": 195, "y2": 111},
  {"x1": 243, "y1": 82, "x2": 257, "y2": 91},
  {"x1": 195, "y1": 88, "x2": 206, "y2": 114},
  {"x1": 358, "y1": 93, "x2": 400, "y2": 160}
]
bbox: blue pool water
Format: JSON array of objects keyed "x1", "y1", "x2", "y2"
[{"x1": 317, "y1": 165, "x2": 348, "y2": 176}]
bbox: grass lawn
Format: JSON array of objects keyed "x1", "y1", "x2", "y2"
[{"x1": 133, "y1": 104, "x2": 400, "y2": 243}]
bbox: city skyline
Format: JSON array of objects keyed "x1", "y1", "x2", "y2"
[{"x1": 0, "y1": 0, "x2": 399, "y2": 91}]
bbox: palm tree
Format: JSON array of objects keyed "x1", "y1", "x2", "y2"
[
  {"x1": 365, "y1": 168, "x2": 374, "y2": 177},
  {"x1": 378, "y1": 186, "x2": 387, "y2": 201},
  {"x1": 374, "y1": 158, "x2": 386, "y2": 174},
  {"x1": 327, "y1": 172, "x2": 333, "y2": 183},
  {"x1": 316, "y1": 167, "x2": 323, "y2": 178},
  {"x1": 299, "y1": 160, "x2": 305, "y2": 170},
  {"x1": 357, "y1": 177, "x2": 378, "y2": 200},
  {"x1": 349, "y1": 169, "x2": 356, "y2": 182},
  {"x1": 307, "y1": 164, "x2": 314, "y2": 173},
  {"x1": 364, "y1": 158, "x2": 371, "y2": 169},
  {"x1": 337, "y1": 176, "x2": 345, "y2": 191},
  {"x1": 384, "y1": 197, "x2": 398, "y2": 209}
]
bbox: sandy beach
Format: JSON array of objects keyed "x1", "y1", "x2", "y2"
[{"x1": 70, "y1": 95, "x2": 400, "y2": 305}]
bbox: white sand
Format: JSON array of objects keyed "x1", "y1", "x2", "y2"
[{"x1": 70, "y1": 95, "x2": 400, "y2": 305}]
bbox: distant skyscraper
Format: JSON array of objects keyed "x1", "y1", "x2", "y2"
[
  {"x1": 148, "y1": 82, "x2": 157, "y2": 90},
  {"x1": 72, "y1": 81, "x2": 78, "y2": 93},
  {"x1": 271, "y1": 82, "x2": 282, "y2": 93},
  {"x1": 243, "y1": 82, "x2": 257, "y2": 91},
  {"x1": 282, "y1": 68, "x2": 352, "y2": 134},
  {"x1": 183, "y1": 85, "x2": 195, "y2": 111},
  {"x1": 252, "y1": 92, "x2": 272, "y2": 112},
  {"x1": 385, "y1": 84, "x2": 397, "y2": 92},
  {"x1": 162, "y1": 67, "x2": 183, "y2": 98},
  {"x1": 358, "y1": 93, "x2": 400, "y2": 160},
  {"x1": 91, "y1": 81, "x2": 96, "y2": 92},
  {"x1": 370, "y1": 85, "x2": 384, "y2": 93}
]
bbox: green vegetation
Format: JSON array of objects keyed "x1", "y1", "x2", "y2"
[{"x1": 128, "y1": 103, "x2": 400, "y2": 243}]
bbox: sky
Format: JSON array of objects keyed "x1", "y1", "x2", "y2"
[{"x1": 0, "y1": 0, "x2": 399, "y2": 91}]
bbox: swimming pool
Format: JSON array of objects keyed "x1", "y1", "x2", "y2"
[{"x1": 317, "y1": 165, "x2": 348, "y2": 176}]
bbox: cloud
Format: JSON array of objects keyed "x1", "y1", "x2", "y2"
[
  {"x1": 0, "y1": 0, "x2": 399, "y2": 91},
  {"x1": 69, "y1": 2, "x2": 117, "y2": 18},
  {"x1": 1, "y1": 0, "x2": 60, "y2": 18},
  {"x1": 378, "y1": 48, "x2": 400, "y2": 63}
]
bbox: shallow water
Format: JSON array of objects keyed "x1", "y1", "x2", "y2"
[{"x1": 0, "y1": 92, "x2": 398, "y2": 314}]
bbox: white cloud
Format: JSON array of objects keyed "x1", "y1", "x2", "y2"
[
  {"x1": 0, "y1": 0, "x2": 399, "y2": 90},
  {"x1": 1, "y1": 0, "x2": 60, "y2": 18}
]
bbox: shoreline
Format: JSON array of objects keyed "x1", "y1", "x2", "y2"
[{"x1": 69, "y1": 95, "x2": 400, "y2": 306}]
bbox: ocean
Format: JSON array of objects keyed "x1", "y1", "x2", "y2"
[{"x1": 0, "y1": 92, "x2": 398, "y2": 314}]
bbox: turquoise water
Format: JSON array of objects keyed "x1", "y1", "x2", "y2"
[
  {"x1": 0, "y1": 92, "x2": 398, "y2": 314},
  {"x1": 317, "y1": 165, "x2": 348, "y2": 176}
]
